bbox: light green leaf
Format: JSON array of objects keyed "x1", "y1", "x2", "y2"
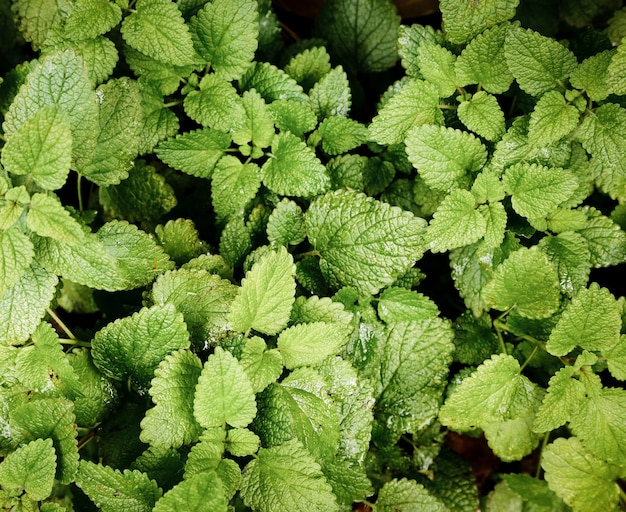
[
  {"x1": 570, "y1": 49, "x2": 615, "y2": 101},
  {"x1": 285, "y1": 46, "x2": 332, "y2": 91},
  {"x1": 0, "y1": 438, "x2": 56, "y2": 501},
  {"x1": 505, "y1": 26, "x2": 578, "y2": 96},
  {"x1": 277, "y1": 321, "x2": 348, "y2": 369},
  {"x1": 121, "y1": 0, "x2": 196, "y2": 66},
  {"x1": 377, "y1": 287, "x2": 439, "y2": 323},
  {"x1": 189, "y1": 0, "x2": 258, "y2": 80},
  {"x1": 308, "y1": 66, "x2": 351, "y2": 119},
  {"x1": 240, "y1": 439, "x2": 338, "y2": 512},
  {"x1": 501, "y1": 473, "x2": 567, "y2": 510},
  {"x1": 542, "y1": 437, "x2": 621, "y2": 512},
  {"x1": 417, "y1": 44, "x2": 458, "y2": 97},
  {"x1": 376, "y1": 478, "x2": 448, "y2": 512},
  {"x1": 240, "y1": 336, "x2": 283, "y2": 393},
  {"x1": 239, "y1": 62, "x2": 307, "y2": 103},
  {"x1": 268, "y1": 99, "x2": 318, "y2": 137},
  {"x1": 576, "y1": 207, "x2": 626, "y2": 268},
  {"x1": 457, "y1": 91, "x2": 506, "y2": 141},
  {"x1": 608, "y1": 42, "x2": 626, "y2": 96},
  {"x1": 99, "y1": 161, "x2": 177, "y2": 224},
  {"x1": 0, "y1": 227, "x2": 34, "y2": 297},
  {"x1": 307, "y1": 190, "x2": 426, "y2": 296},
  {"x1": 439, "y1": 354, "x2": 540, "y2": 431},
  {"x1": 480, "y1": 202, "x2": 507, "y2": 248},
  {"x1": 368, "y1": 78, "x2": 440, "y2": 145},
  {"x1": 533, "y1": 366, "x2": 584, "y2": 432},
  {"x1": 605, "y1": 334, "x2": 626, "y2": 381},
  {"x1": 471, "y1": 171, "x2": 505, "y2": 204},
  {"x1": 26, "y1": 193, "x2": 84, "y2": 245},
  {"x1": 503, "y1": 163, "x2": 578, "y2": 220},
  {"x1": 267, "y1": 198, "x2": 306, "y2": 247},
  {"x1": 151, "y1": 269, "x2": 237, "y2": 340},
  {"x1": 315, "y1": 116, "x2": 367, "y2": 156},
  {"x1": 62, "y1": 0, "x2": 122, "y2": 41},
  {"x1": 315, "y1": 0, "x2": 400, "y2": 73},
  {"x1": 124, "y1": 45, "x2": 194, "y2": 96},
  {"x1": 140, "y1": 349, "x2": 202, "y2": 449},
  {"x1": 538, "y1": 232, "x2": 591, "y2": 296},
  {"x1": 0, "y1": 187, "x2": 29, "y2": 230},
  {"x1": 440, "y1": 0, "x2": 518, "y2": 44},
  {"x1": 194, "y1": 346, "x2": 256, "y2": 428},
  {"x1": 547, "y1": 283, "x2": 621, "y2": 356},
  {"x1": 211, "y1": 156, "x2": 261, "y2": 221},
  {"x1": 80, "y1": 77, "x2": 143, "y2": 186},
  {"x1": 397, "y1": 24, "x2": 445, "y2": 78},
  {"x1": 219, "y1": 216, "x2": 252, "y2": 267},
  {"x1": 455, "y1": 24, "x2": 513, "y2": 94},
  {"x1": 137, "y1": 83, "x2": 180, "y2": 154},
  {"x1": 528, "y1": 90, "x2": 580, "y2": 146},
  {"x1": 232, "y1": 89, "x2": 275, "y2": 150},
  {"x1": 405, "y1": 124, "x2": 487, "y2": 192},
  {"x1": 1, "y1": 106, "x2": 71, "y2": 190},
  {"x1": 153, "y1": 472, "x2": 227, "y2": 512},
  {"x1": 92, "y1": 304, "x2": 190, "y2": 391},
  {"x1": 484, "y1": 247, "x2": 561, "y2": 319},
  {"x1": 261, "y1": 131, "x2": 329, "y2": 196},
  {"x1": 367, "y1": 320, "x2": 454, "y2": 442},
  {"x1": 156, "y1": 127, "x2": 231, "y2": 178},
  {"x1": 290, "y1": 295, "x2": 353, "y2": 328},
  {"x1": 11, "y1": 0, "x2": 66, "y2": 49},
  {"x1": 75, "y1": 460, "x2": 162, "y2": 512},
  {"x1": 322, "y1": 459, "x2": 373, "y2": 506},
  {"x1": 226, "y1": 428, "x2": 261, "y2": 457},
  {"x1": 452, "y1": 311, "x2": 499, "y2": 365},
  {"x1": 427, "y1": 189, "x2": 487, "y2": 253},
  {"x1": 0, "y1": 262, "x2": 58, "y2": 345},
  {"x1": 184, "y1": 73, "x2": 245, "y2": 131}
]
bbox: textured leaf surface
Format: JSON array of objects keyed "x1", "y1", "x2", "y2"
[
  {"x1": 571, "y1": 50, "x2": 615, "y2": 101},
  {"x1": 528, "y1": 91, "x2": 580, "y2": 146},
  {"x1": 190, "y1": 0, "x2": 258, "y2": 80},
  {"x1": 306, "y1": 190, "x2": 426, "y2": 296},
  {"x1": 211, "y1": 156, "x2": 261, "y2": 221},
  {"x1": 417, "y1": 43, "x2": 458, "y2": 97},
  {"x1": 140, "y1": 349, "x2": 203, "y2": 448},
  {"x1": 0, "y1": 227, "x2": 34, "y2": 297},
  {"x1": 308, "y1": 66, "x2": 351, "y2": 119},
  {"x1": 483, "y1": 247, "x2": 561, "y2": 319},
  {"x1": 457, "y1": 91, "x2": 506, "y2": 141},
  {"x1": 267, "y1": 199, "x2": 306, "y2": 247},
  {"x1": 440, "y1": 0, "x2": 518, "y2": 44},
  {"x1": 261, "y1": 131, "x2": 328, "y2": 196},
  {"x1": 229, "y1": 246, "x2": 295, "y2": 335},
  {"x1": 239, "y1": 62, "x2": 306, "y2": 103},
  {"x1": 539, "y1": 232, "x2": 591, "y2": 296},
  {"x1": 277, "y1": 321, "x2": 348, "y2": 369},
  {"x1": 153, "y1": 472, "x2": 227, "y2": 512},
  {"x1": 75, "y1": 460, "x2": 162, "y2": 512},
  {"x1": 240, "y1": 439, "x2": 338, "y2": 512},
  {"x1": 285, "y1": 46, "x2": 331, "y2": 91},
  {"x1": 92, "y1": 304, "x2": 190, "y2": 391},
  {"x1": 240, "y1": 336, "x2": 283, "y2": 393},
  {"x1": 376, "y1": 478, "x2": 448, "y2": 512},
  {"x1": 576, "y1": 207, "x2": 626, "y2": 268},
  {"x1": 0, "y1": 438, "x2": 56, "y2": 501},
  {"x1": 232, "y1": 89, "x2": 275, "y2": 150},
  {"x1": 316, "y1": 116, "x2": 367, "y2": 155},
  {"x1": 377, "y1": 287, "x2": 439, "y2": 323},
  {"x1": 26, "y1": 193, "x2": 84, "y2": 245},
  {"x1": 533, "y1": 366, "x2": 584, "y2": 433},
  {"x1": 184, "y1": 73, "x2": 245, "y2": 131},
  {"x1": 194, "y1": 347, "x2": 257, "y2": 428}
]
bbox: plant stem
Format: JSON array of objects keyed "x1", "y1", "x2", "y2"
[
  {"x1": 519, "y1": 343, "x2": 539, "y2": 372},
  {"x1": 535, "y1": 431, "x2": 551, "y2": 479},
  {"x1": 77, "y1": 174, "x2": 84, "y2": 212},
  {"x1": 295, "y1": 249, "x2": 320, "y2": 260},
  {"x1": 47, "y1": 308, "x2": 77, "y2": 340}
]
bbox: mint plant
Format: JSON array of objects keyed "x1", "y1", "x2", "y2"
[{"x1": 1, "y1": 0, "x2": 626, "y2": 510}]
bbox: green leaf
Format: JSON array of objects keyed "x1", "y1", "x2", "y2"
[
  {"x1": 322, "y1": 459, "x2": 373, "y2": 505},
  {"x1": 0, "y1": 262, "x2": 58, "y2": 345},
  {"x1": 26, "y1": 193, "x2": 84, "y2": 246},
  {"x1": 368, "y1": 78, "x2": 440, "y2": 145},
  {"x1": 268, "y1": 99, "x2": 318, "y2": 137},
  {"x1": 239, "y1": 62, "x2": 307, "y2": 103},
  {"x1": 267, "y1": 198, "x2": 306, "y2": 247},
  {"x1": 480, "y1": 202, "x2": 508, "y2": 248},
  {"x1": 376, "y1": 478, "x2": 448, "y2": 512},
  {"x1": 11, "y1": 398, "x2": 78, "y2": 484},
  {"x1": 533, "y1": 366, "x2": 585, "y2": 433},
  {"x1": 457, "y1": 91, "x2": 506, "y2": 142},
  {"x1": 194, "y1": 346, "x2": 256, "y2": 428},
  {"x1": 439, "y1": 354, "x2": 541, "y2": 431},
  {"x1": 405, "y1": 125, "x2": 487, "y2": 192},
  {"x1": 232, "y1": 89, "x2": 275, "y2": 150},
  {"x1": 290, "y1": 295, "x2": 353, "y2": 328},
  {"x1": 184, "y1": 73, "x2": 245, "y2": 131},
  {"x1": 124, "y1": 45, "x2": 194, "y2": 96},
  {"x1": 484, "y1": 247, "x2": 561, "y2": 319},
  {"x1": 99, "y1": 161, "x2": 177, "y2": 224},
  {"x1": 153, "y1": 472, "x2": 227, "y2": 512},
  {"x1": 240, "y1": 336, "x2": 283, "y2": 393},
  {"x1": 156, "y1": 127, "x2": 231, "y2": 179},
  {"x1": 455, "y1": 24, "x2": 513, "y2": 94},
  {"x1": 427, "y1": 189, "x2": 487, "y2": 253},
  {"x1": 397, "y1": 24, "x2": 445, "y2": 78},
  {"x1": 452, "y1": 311, "x2": 499, "y2": 365},
  {"x1": 307, "y1": 190, "x2": 426, "y2": 296},
  {"x1": 0, "y1": 187, "x2": 29, "y2": 230},
  {"x1": 471, "y1": 171, "x2": 505, "y2": 204},
  {"x1": 219, "y1": 216, "x2": 252, "y2": 267},
  {"x1": 92, "y1": 304, "x2": 190, "y2": 391},
  {"x1": 577, "y1": 207, "x2": 626, "y2": 268},
  {"x1": 285, "y1": 46, "x2": 332, "y2": 91},
  {"x1": 277, "y1": 322, "x2": 348, "y2": 369},
  {"x1": 377, "y1": 287, "x2": 439, "y2": 323},
  {"x1": 189, "y1": 0, "x2": 258, "y2": 80},
  {"x1": 137, "y1": 84, "x2": 180, "y2": 154},
  {"x1": 505, "y1": 26, "x2": 578, "y2": 96},
  {"x1": 211, "y1": 156, "x2": 261, "y2": 221},
  {"x1": 75, "y1": 460, "x2": 162, "y2": 512},
  {"x1": 538, "y1": 232, "x2": 591, "y2": 296},
  {"x1": 542, "y1": 437, "x2": 621, "y2": 512},
  {"x1": 151, "y1": 269, "x2": 238, "y2": 339},
  {"x1": 308, "y1": 66, "x2": 350, "y2": 120},
  {"x1": 503, "y1": 163, "x2": 578, "y2": 220},
  {"x1": 0, "y1": 227, "x2": 34, "y2": 297},
  {"x1": 605, "y1": 334, "x2": 626, "y2": 381},
  {"x1": 226, "y1": 428, "x2": 261, "y2": 457},
  {"x1": 440, "y1": 0, "x2": 518, "y2": 44},
  {"x1": 121, "y1": 0, "x2": 196, "y2": 66},
  {"x1": 0, "y1": 438, "x2": 56, "y2": 501},
  {"x1": 367, "y1": 320, "x2": 453, "y2": 442},
  {"x1": 501, "y1": 473, "x2": 567, "y2": 510},
  {"x1": 528, "y1": 91, "x2": 580, "y2": 146},
  {"x1": 261, "y1": 131, "x2": 329, "y2": 197},
  {"x1": 240, "y1": 439, "x2": 338, "y2": 512},
  {"x1": 315, "y1": 0, "x2": 400, "y2": 73},
  {"x1": 570, "y1": 49, "x2": 615, "y2": 101},
  {"x1": 80, "y1": 77, "x2": 143, "y2": 186},
  {"x1": 608, "y1": 41, "x2": 626, "y2": 95},
  {"x1": 1, "y1": 106, "x2": 71, "y2": 190},
  {"x1": 11, "y1": 0, "x2": 65, "y2": 49},
  {"x1": 417, "y1": 44, "x2": 458, "y2": 97},
  {"x1": 547, "y1": 283, "x2": 621, "y2": 356},
  {"x1": 315, "y1": 116, "x2": 367, "y2": 156},
  {"x1": 140, "y1": 349, "x2": 202, "y2": 448}
]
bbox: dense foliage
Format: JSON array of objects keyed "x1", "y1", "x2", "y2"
[{"x1": 1, "y1": 0, "x2": 626, "y2": 510}]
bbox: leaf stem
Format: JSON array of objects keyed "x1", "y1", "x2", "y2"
[
  {"x1": 163, "y1": 100, "x2": 183, "y2": 108},
  {"x1": 59, "y1": 338, "x2": 91, "y2": 348},
  {"x1": 47, "y1": 308, "x2": 77, "y2": 340},
  {"x1": 77, "y1": 173, "x2": 84, "y2": 212},
  {"x1": 519, "y1": 343, "x2": 539, "y2": 372},
  {"x1": 295, "y1": 249, "x2": 320, "y2": 260},
  {"x1": 535, "y1": 431, "x2": 551, "y2": 479},
  {"x1": 77, "y1": 429, "x2": 96, "y2": 451}
]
